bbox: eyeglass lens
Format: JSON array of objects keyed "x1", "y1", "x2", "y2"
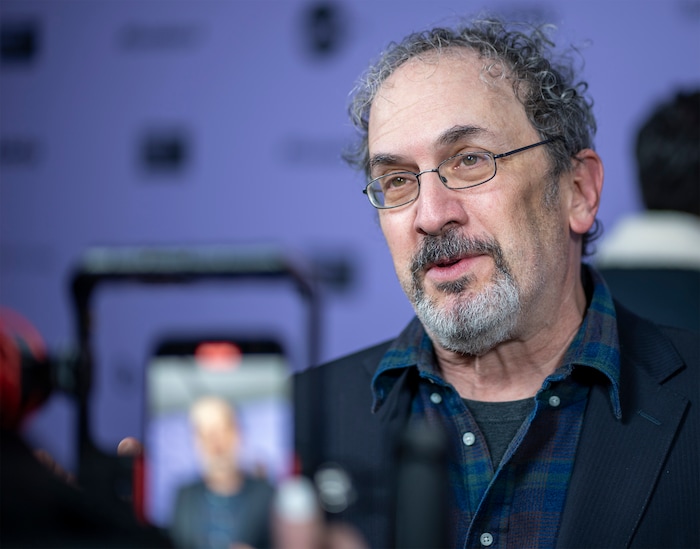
[{"x1": 368, "y1": 151, "x2": 495, "y2": 208}]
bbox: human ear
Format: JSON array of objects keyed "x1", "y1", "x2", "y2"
[{"x1": 567, "y1": 149, "x2": 603, "y2": 235}]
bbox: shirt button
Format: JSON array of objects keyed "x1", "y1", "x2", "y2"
[
  {"x1": 462, "y1": 432, "x2": 476, "y2": 446},
  {"x1": 480, "y1": 532, "x2": 494, "y2": 546},
  {"x1": 549, "y1": 395, "x2": 561, "y2": 407},
  {"x1": 430, "y1": 392, "x2": 442, "y2": 404}
]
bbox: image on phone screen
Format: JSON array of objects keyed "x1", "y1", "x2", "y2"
[{"x1": 142, "y1": 336, "x2": 292, "y2": 549}]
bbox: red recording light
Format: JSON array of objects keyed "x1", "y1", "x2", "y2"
[{"x1": 194, "y1": 341, "x2": 242, "y2": 370}]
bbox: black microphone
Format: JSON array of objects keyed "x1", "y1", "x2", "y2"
[{"x1": 394, "y1": 417, "x2": 450, "y2": 549}]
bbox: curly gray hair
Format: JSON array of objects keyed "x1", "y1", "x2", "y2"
[{"x1": 344, "y1": 17, "x2": 602, "y2": 255}]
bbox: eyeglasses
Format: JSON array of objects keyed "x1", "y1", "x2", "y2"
[{"x1": 363, "y1": 138, "x2": 558, "y2": 209}]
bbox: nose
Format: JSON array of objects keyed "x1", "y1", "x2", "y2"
[{"x1": 413, "y1": 170, "x2": 469, "y2": 236}]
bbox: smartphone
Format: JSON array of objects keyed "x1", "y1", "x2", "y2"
[{"x1": 140, "y1": 334, "x2": 293, "y2": 546}]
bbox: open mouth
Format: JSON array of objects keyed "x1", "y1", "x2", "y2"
[
  {"x1": 431, "y1": 255, "x2": 469, "y2": 270},
  {"x1": 435, "y1": 257, "x2": 461, "y2": 268},
  {"x1": 423, "y1": 254, "x2": 487, "y2": 285}
]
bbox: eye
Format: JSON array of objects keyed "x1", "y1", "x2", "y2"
[
  {"x1": 380, "y1": 173, "x2": 416, "y2": 192},
  {"x1": 446, "y1": 152, "x2": 492, "y2": 175},
  {"x1": 439, "y1": 152, "x2": 494, "y2": 188},
  {"x1": 458, "y1": 153, "x2": 484, "y2": 168},
  {"x1": 386, "y1": 175, "x2": 408, "y2": 188}
]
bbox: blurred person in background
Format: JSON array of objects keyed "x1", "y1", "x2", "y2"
[
  {"x1": 596, "y1": 89, "x2": 700, "y2": 330},
  {"x1": 170, "y1": 395, "x2": 275, "y2": 549}
]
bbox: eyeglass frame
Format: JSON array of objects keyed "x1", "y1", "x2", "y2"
[{"x1": 363, "y1": 137, "x2": 560, "y2": 209}]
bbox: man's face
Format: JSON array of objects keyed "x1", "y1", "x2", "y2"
[
  {"x1": 195, "y1": 411, "x2": 240, "y2": 474},
  {"x1": 367, "y1": 51, "x2": 573, "y2": 355}
]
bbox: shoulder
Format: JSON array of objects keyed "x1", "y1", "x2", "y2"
[
  {"x1": 657, "y1": 324, "x2": 700, "y2": 396},
  {"x1": 293, "y1": 339, "x2": 393, "y2": 423},
  {"x1": 175, "y1": 480, "x2": 206, "y2": 502},
  {"x1": 615, "y1": 301, "x2": 698, "y2": 396},
  {"x1": 238, "y1": 476, "x2": 275, "y2": 519},
  {"x1": 616, "y1": 301, "x2": 698, "y2": 362},
  {"x1": 658, "y1": 324, "x2": 700, "y2": 365},
  {"x1": 242, "y1": 475, "x2": 275, "y2": 497},
  {"x1": 296, "y1": 339, "x2": 394, "y2": 384},
  {"x1": 293, "y1": 339, "x2": 397, "y2": 472}
]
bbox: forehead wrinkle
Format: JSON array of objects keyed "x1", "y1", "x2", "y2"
[
  {"x1": 370, "y1": 125, "x2": 491, "y2": 166},
  {"x1": 368, "y1": 125, "x2": 495, "y2": 174}
]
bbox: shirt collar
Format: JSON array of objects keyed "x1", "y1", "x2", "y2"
[
  {"x1": 558, "y1": 265, "x2": 622, "y2": 416},
  {"x1": 371, "y1": 264, "x2": 622, "y2": 417},
  {"x1": 370, "y1": 317, "x2": 430, "y2": 412}
]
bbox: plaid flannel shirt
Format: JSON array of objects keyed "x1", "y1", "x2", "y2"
[{"x1": 372, "y1": 266, "x2": 621, "y2": 548}]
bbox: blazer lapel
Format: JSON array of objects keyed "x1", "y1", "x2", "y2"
[{"x1": 556, "y1": 308, "x2": 689, "y2": 548}]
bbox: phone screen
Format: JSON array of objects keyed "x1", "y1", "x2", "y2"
[{"x1": 142, "y1": 336, "x2": 292, "y2": 547}]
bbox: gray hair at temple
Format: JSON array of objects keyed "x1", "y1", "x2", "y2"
[{"x1": 344, "y1": 17, "x2": 602, "y2": 254}]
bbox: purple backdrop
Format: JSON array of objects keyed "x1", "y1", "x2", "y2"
[{"x1": 1, "y1": 0, "x2": 699, "y2": 470}]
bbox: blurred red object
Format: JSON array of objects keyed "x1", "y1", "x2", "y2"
[{"x1": 0, "y1": 307, "x2": 50, "y2": 430}]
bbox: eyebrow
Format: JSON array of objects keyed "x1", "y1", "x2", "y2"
[
  {"x1": 368, "y1": 124, "x2": 490, "y2": 171},
  {"x1": 368, "y1": 153, "x2": 403, "y2": 171},
  {"x1": 436, "y1": 124, "x2": 488, "y2": 146}
]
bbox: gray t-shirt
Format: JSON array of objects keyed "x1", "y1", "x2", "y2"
[{"x1": 463, "y1": 397, "x2": 534, "y2": 467}]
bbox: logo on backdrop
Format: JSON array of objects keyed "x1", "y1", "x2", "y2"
[
  {"x1": 140, "y1": 128, "x2": 190, "y2": 175},
  {"x1": 301, "y1": 2, "x2": 347, "y2": 59},
  {"x1": 0, "y1": 19, "x2": 39, "y2": 65},
  {"x1": 0, "y1": 137, "x2": 41, "y2": 168}
]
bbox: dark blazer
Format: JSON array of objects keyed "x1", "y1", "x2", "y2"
[
  {"x1": 0, "y1": 431, "x2": 172, "y2": 549},
  {"x1": 294, "y1": 303, "x2": 699, "y2": 549}
]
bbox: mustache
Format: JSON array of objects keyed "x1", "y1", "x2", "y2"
[{"x1": 410, "y1": 231, "x2": 505, "y2": 276}]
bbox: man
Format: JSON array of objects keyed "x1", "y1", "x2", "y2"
[
  {"x1": 294, "y1": 17, "x2": 699, "y2": 549},
  {"x1": 171, "y1": 396, "x2": 274, "y2": 549},
  {"x1": 596, "y1": 89, "x2": 700, "y2": 331}
]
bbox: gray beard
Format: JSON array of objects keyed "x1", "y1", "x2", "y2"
[{"x1": 406, "y1": 231, "x2": 521, "y2": 356}]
